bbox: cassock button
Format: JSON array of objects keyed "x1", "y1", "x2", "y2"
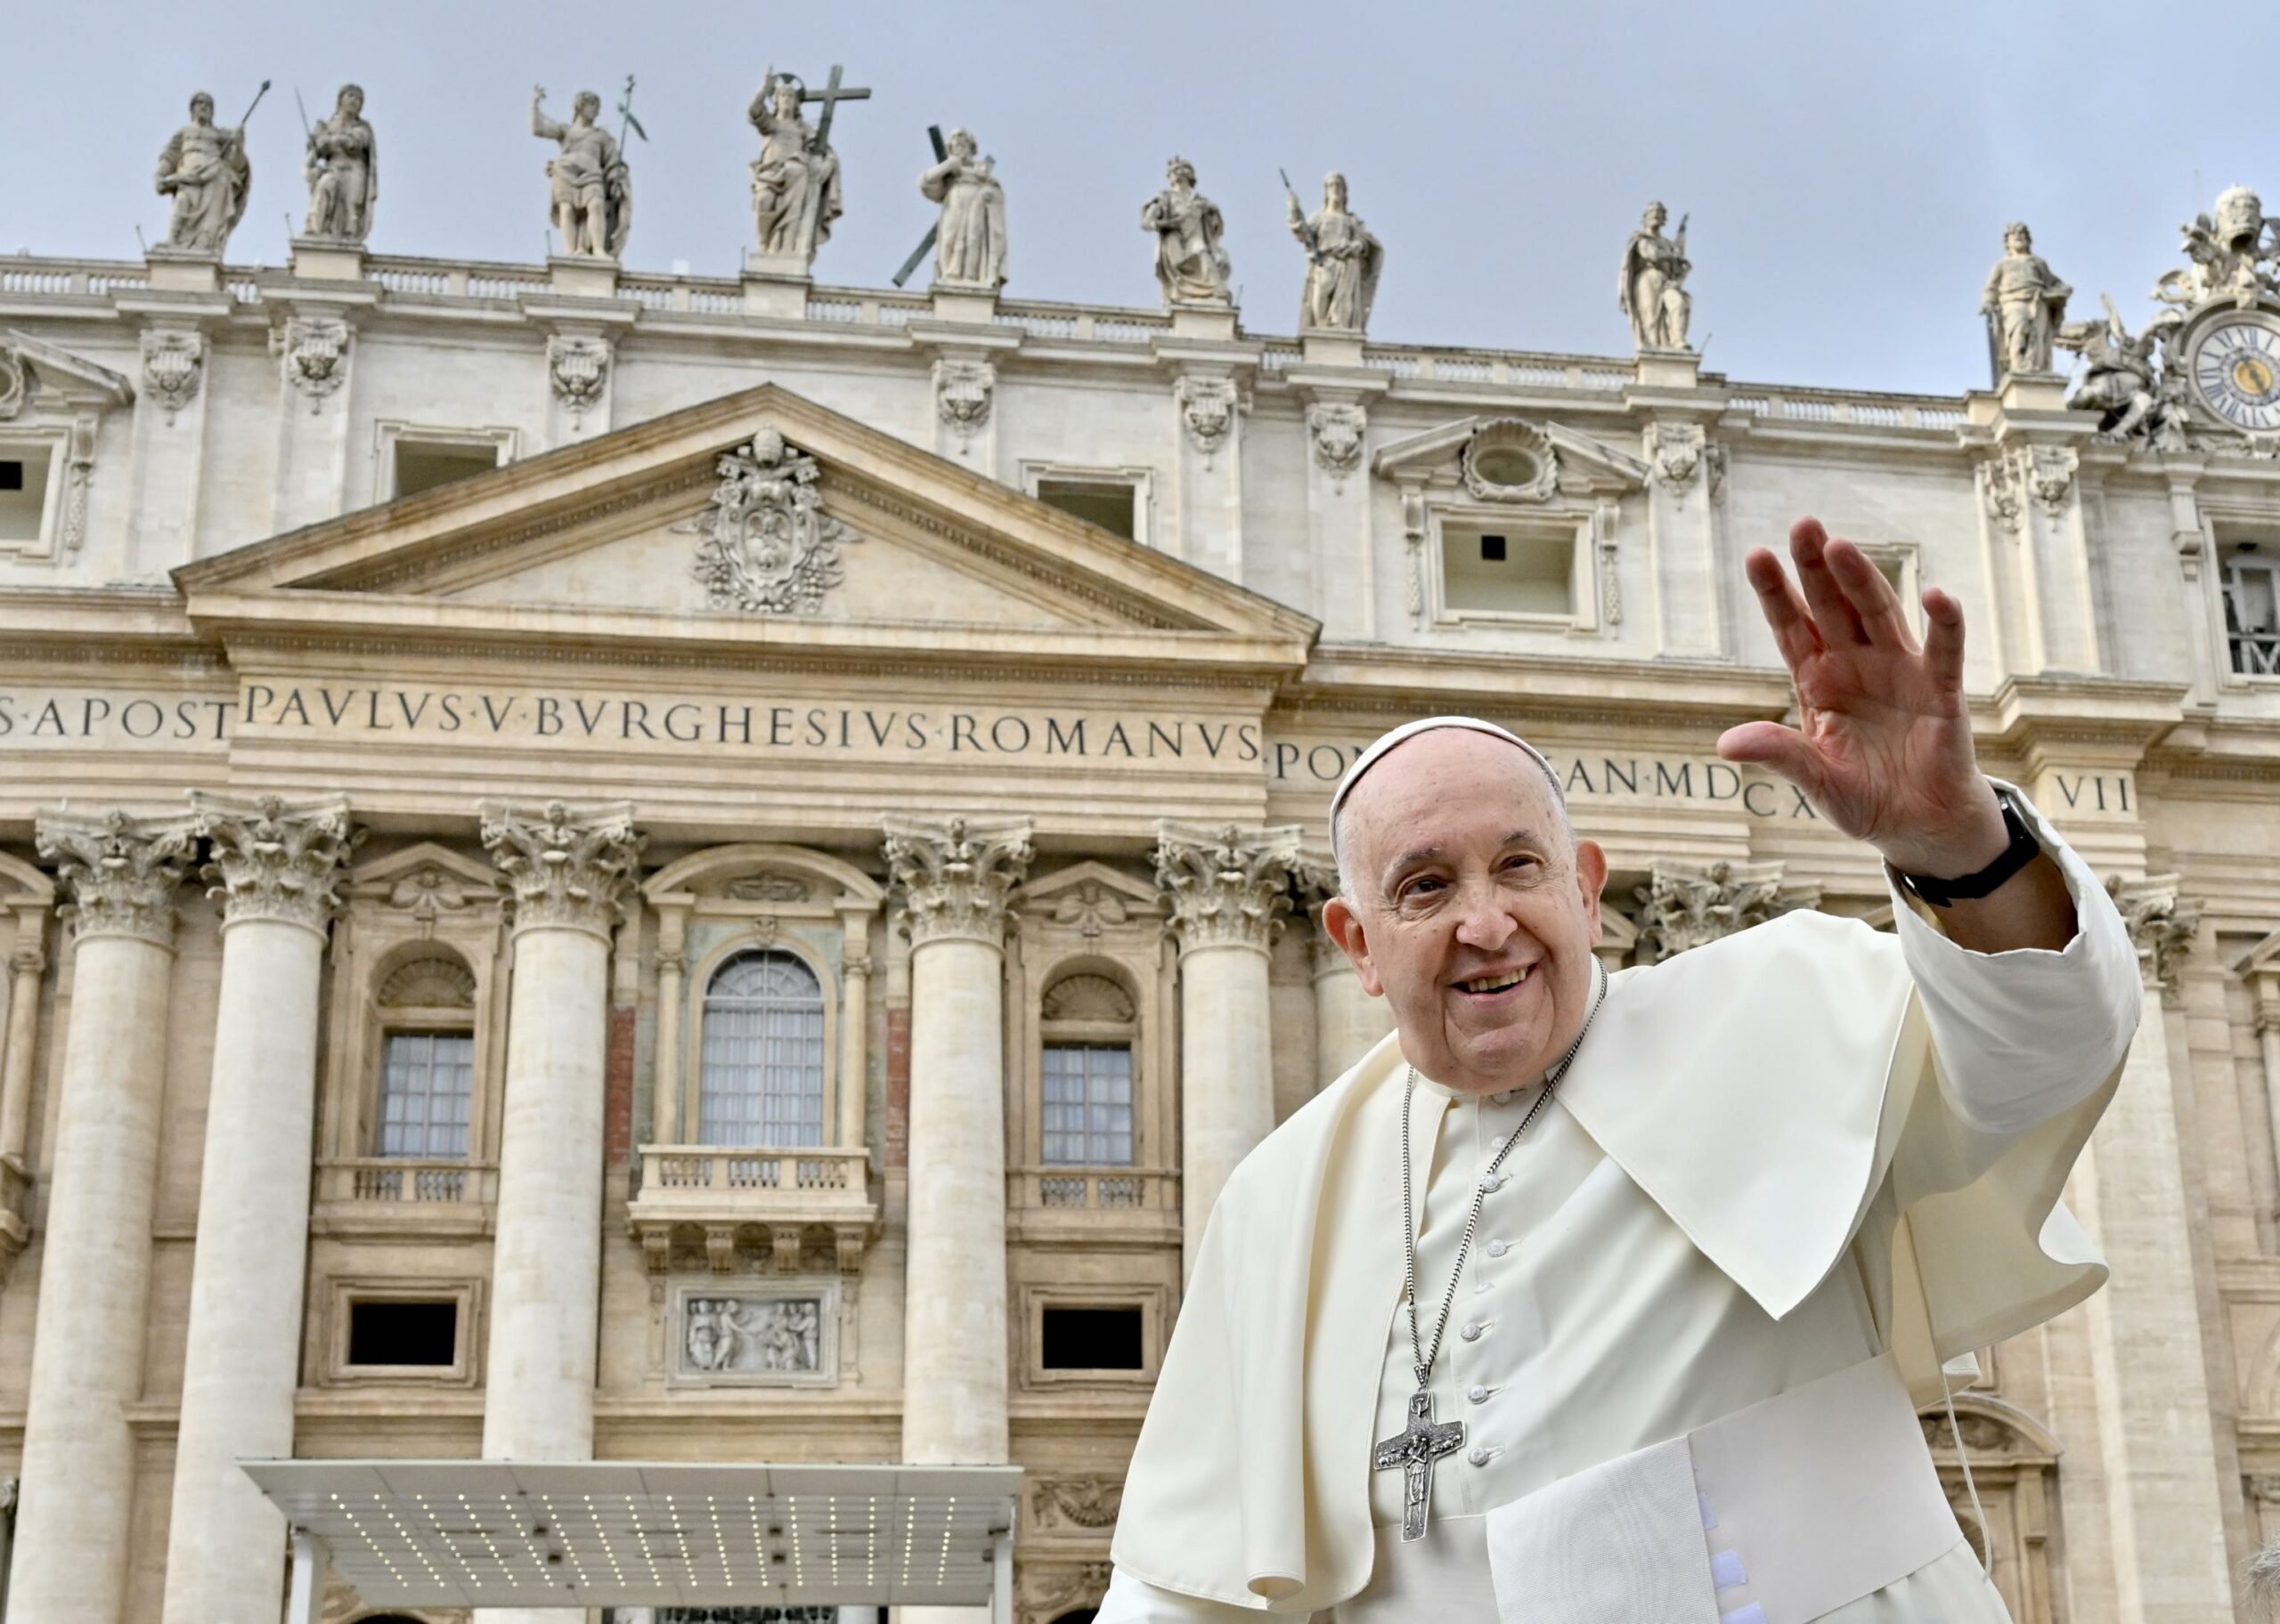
[
  {"x1": 1468, "y1": 1384, "x2": 1489, "y2": 1403},
  {"x1": 1460, "y1": 1320, "x2": 1482, "y2": 1341},
  {"x1": 1486, "y1": 1239, "x2": 1509, "y2": 1258},
  {"x1": 1490, "y1": 1091, "x2": 1513, "y2": 1105},
  {"x1": 1478, "y1": 1173, "x2": 1504, "y2": 1193},
  {"x1": 1467, "y1": 1446, "x2": 1491, "y2": 1466}
]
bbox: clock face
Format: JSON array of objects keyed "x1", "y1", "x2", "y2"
[{"x1": 2190, "y1": 313, "x2": 2280, "y2": 432}]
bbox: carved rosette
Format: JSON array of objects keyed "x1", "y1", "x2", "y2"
[
  {"x1": 678, "y1": 430, "x2": 860, "y2": 616},
  {"x1": 1307, "y1": 400, "x2": 1366, "y2": 475},
  {"x1": 2107, "y1": 873, "x2": 2200, "y2": 1004},
  {"x1": 36, "y1": 808, "x2": 194, "y2": 948},
  {"x1": 1644, "y1": 421, "x2": 1706, "y2": 493},
  {"x1": 1176, "y1": 374, "x2": 1241, "y2": 458},
  {"x1": 546, "y1": 334, "x2": 611, "y2": 418},
  {"x1": 1633, "y1": 858, "x2": 1812, "y2": 963},
  {"x1": 192, "y1": 792, "x2": 358, "y2": 933},
  {"x1": 479, "y1": 800, "x2": 642, "y2": 938},
  {"x1": 882, "y1": 815, "x2": 1033, "y2": 948},
  {"x1": 273, "y1": 315, "x2": 351, "y2": 409},
  {"x1": 934, "y1": 358, "x2": 995, "y2": 443},
  {"x1": 140, "y1": 329, "x2": 203, "y2": 423},
  {"x1": 1154, "y1": 820, "x2": 1302, "y2": 954}
]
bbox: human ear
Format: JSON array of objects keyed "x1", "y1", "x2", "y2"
[
  {"x1": 1321, "y1": 895, "x2": 1384, "y2": 996},
  {"x1": 1573, "y1": 839, "x2": 1608, "y2": 944}
]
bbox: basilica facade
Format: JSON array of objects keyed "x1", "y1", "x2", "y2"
[{"x1": 2, "y1": 80, "x2": 2280, "y2": 1624}]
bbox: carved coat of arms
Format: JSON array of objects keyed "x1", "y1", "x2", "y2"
[{"x1": 681, "y1": 429, "x2": 859, "y2": 614}]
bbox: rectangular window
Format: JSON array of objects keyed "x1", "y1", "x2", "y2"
[
  {"x1": 1441, "y1": 524, "x2": 1574, "y2": 617},
  {"x1": 379, "y1": 1031, "x2": 474, "y2": 1158},
  {"x1": 1040, "y1": 1305, "x2": 1145, "y2": 1370},
  {"x1": 1040, "y1": 1043, "x2": 1133, "y2": 1165},
  {"x1": 346, "y1": 1299, "x2": 459, "y2": 1367},
  {"x1": 1036, "y1": 476, "x2": 1138, "y2": 540},
  {"x1": 0, "y1": 446, "x2": 52, "y2": 545},
  {"x1": 2225, "y1": 547, "x2": 2280, "y2": 676},
  {"x1": 392, "y1": 440, "x2": 501, "y2": 500}
]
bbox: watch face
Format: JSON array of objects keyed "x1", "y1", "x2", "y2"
[{"x1": 2190, "y1": 312, "x2": 2280, "y2": 432}]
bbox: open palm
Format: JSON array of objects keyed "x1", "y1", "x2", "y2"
[{"x1": 1718, "y1": 517, "x2": 2006, "y2": 876}]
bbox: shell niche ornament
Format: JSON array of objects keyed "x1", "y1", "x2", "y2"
[{"x1": 1460, "y1": 419, "x2": 1559, "y2": 502}]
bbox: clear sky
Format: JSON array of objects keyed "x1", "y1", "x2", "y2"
[{"x1": 12, "y1": 0, "x2": 2279, "y2": 395}]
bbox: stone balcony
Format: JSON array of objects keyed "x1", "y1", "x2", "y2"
[
  {"x1": 1006, "y1": 1165, "x2": 1182, "y2": 1248},
  {"x1": 625, "y1": 1144, "x2": 878, "y2": 1273},
  {"x1": 311, "y1": 1157, "x2": 500, "y2": 1238}
]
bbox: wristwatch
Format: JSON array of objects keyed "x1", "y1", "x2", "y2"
[{"x1": 1893, "y1": 792, "x2": 2042, "y2": 908}]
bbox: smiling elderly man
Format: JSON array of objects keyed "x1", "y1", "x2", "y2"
[{"x1": 1097, "y1": 519, "x2": 2141, "y2": 1624}]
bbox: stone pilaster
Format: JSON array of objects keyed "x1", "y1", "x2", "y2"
[
  {"x1": 1632, "y1": 857, "x2": 1814, "y2": 963},
  {"x1": 0, "y1": 901, "x2": 51, "y2": 1263},
  {"x1": 269, "y1": 308, "x2": 362, "y2": 531},
  {"x1": 10, "y1": 810, "x2": 191, "y2": 1624},
  {"x1": 1641, "y1": 418, "x2": 1724, "y2": 655},
  {"x1": 1293, "y1": 855, "x2": 1392, "y2": 1091},
  {"x1": 1169, "y1": 370, "x2": 1246, "y2": 581},
  {"x1": 884, "y1": 815, "x2": 1031, "y2": 1472},
  {"x1": 162, "y1": 794, "x2": 355, "y2": 1624},
  {"x1": 1156, "y1": 821, "x2": 1300, "y2": 1277},
  {"x1": 476, "y1": 802, "x2": 639, "y2": 1624},
  {"x1": 2070, "y1": 875, "x2": 2234, "y2": 1616}
]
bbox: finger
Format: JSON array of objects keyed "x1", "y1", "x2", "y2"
[
  {"x1": 1824, "y1": 537, "x2": 1918, "y2": 654},
  {"x1": 1715, "y1": 720, "x2": 1833, "y2": 801},
  {"x1": 1789, "y1": 516, "x2": 1869, "y2": 647},
  {"x1": 1744, "y1": 546, "x2": 1822, "y2": 670},
  {"x1": 1921, "y1": 586, "x2": 1966, "y2": 699}
]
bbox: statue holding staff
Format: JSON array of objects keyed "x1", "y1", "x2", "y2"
[
  {"x1": 920, "y1": 127, "x2": 1007, "y2": 289},
  {"x1": 1285, "y1": 168, "x2": 1383, "y2": 334},
  {"x1": 531, "y1": 84, "x2": 632, "y2": 259},
  {"x1": 155, "y1": 87, "x2": 262, "y2": 254}
]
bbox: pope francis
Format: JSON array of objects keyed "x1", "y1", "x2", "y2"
[{"x1": 1097, "y1": 520, "x2": 2142, "y2": 1623}]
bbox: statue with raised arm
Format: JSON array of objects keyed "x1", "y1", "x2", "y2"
[
  {"x1": 747, "y1": 69, "x2": 842, "y2": 266},
  {"x1": 1142, "y1": 156, "x2": 1232, "y2": 305},
  {"x1": 303, "y1": 83, "x2": 377, "y2": 242},
  {"x1": 155, "y1": 90, "x2": 252, "y2": 254},
  {"x1": 1619, "y1": 200, "x2": 1693, "y2": 351},
  {"x1": 2057, "y1": 298, "x2": 2181, "y2": 443},
  {"x1": 1287, "y1": 170, "x2": 1383, "y2": 333},
  {"x1": 921, "y1": 127, "x2": 1007, "y2": 289},
  {"x1": 531, "y1": 84, "x2": 631, "y2": 259},
  {"x1": 1980, "y1": 222, "x2": 2071, "y2": 377}
]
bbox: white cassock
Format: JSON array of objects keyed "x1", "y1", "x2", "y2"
[{"x1": 1100, "y1": 784, "x2": 2140, "y2": 1624}]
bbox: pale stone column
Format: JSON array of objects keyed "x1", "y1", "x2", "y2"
[
  {"x1": 8, "y1": 809, "x2": 192, "y2": 1624},
  {"x1": 1292, "y1": 858, "x2": 1391, "y2": 1090},
  {"x1": 1633, "y1": 857, "x2": 1813, "y2": 963},
  {"x1": 837, "y1": 910, "x2": 872, "y2": 1150},
  {"x1": 1156, "y1": 821, "x2": 1301, "y2": 1279},
  {"x1": 651, "y1": 905, "x2": 688, "y2": 1144},
  {"x1": 0, "y1": 902, "x2": 52, "y2": 1260},
  {"x1": 476, "y1": 802, "x2": 641, "y2": 1624},
  {"x1": 162, "y1": 794, "x2": 356, "y2": 1624},
  {"x1": 2069, "y1": 878, "x2": 2234, "y2": 1618},
  {"x1": 883, "y1": 816, "x2": 1031, "y2": 1474}
]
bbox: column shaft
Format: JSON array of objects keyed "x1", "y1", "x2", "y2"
[
  {"x1": 839, "y1": 946, "x2": 870, "y2": 1149},
  {"x1": 652, "y1": 917, "x2": 686, "y2": 1145},
  {"x1": 1312, "y1": 950, "x2": 1393, "y2": 1091},
  {"x1": 1179, "y1": 941, "x2": 1275, "y2": 1270},
  {"x1": 0, "y1": 922, "x2": 45, "y2": 1165}
]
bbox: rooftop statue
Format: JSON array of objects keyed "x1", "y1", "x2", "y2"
[
  {"x1": 1980, "y1": 222, "x2": 2071, "y2": 378},
  {"x1": 1619, "y1": 200, "x2": 1692, "y2": 351},
  {"x1": 531, "y1": 85, "x2": 632, "y2": 259},
  {"x1": 154, "y1": 90, "x2": 254, "y2": 255},
  {"x1": 301, "y1": 84, "x2": 377, "y2": 243},
  {"x1": 1286, "y1": 169, "x2": 1383, "y2": 334},
  {"x1": 921, "y1": 127, "x2": 1007, "y2": 289},
  {"x1": 2056, "y1": 296, "x2": 2180, "y2": 443},
  {"x1": 2154, "y1": 185, "x2": 2280, "y2": 311},
  {"x1": 1142, "y1": 157, "x2": 1233, "y2": 306},
  {"x1": 747, "y1": 69, "x2": 844, "y2": 269}
]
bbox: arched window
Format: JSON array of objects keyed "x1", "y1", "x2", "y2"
[
  {"x1": 698, "y1": 950, "x2": 826, "y2": 1147},
  {"x1": 375, "y1": 950, "x2": 477, "y2": 1159},
  {"x1": 1040, "y1": 970, "x2": 1136, "y2": 1167}
]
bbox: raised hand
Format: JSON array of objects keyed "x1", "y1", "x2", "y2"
[{"x1": 1717, "y1": 516, "x2": 2007, "y2": 879}]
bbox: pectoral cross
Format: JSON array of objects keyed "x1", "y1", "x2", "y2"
[{"x1": 1372, "y1": 1386, "x2": 1467, "y2": 1541}]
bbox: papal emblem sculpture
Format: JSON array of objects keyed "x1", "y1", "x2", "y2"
[
  {"x1": 154, "y1": 91, "x2": 253, "y2": 254},
  {"x1": 1142, "y1": 157, "x2": 1232, "y2": 305},
  {"x1": 530, "y1": 85, "x2": 632, "y2": 259},
  {"x1": 1287, "y1": 170, "x2": 1384, "y2": 333},
  {"x1": 2154, "y1": 184, "x2": 2280, "y2": 312},
  {"x1": 1619, "y1": 200, "x2": 1692, "y2": 351},
  {"x1": 302, "y1": 83, "x2": 378, "y2": 242},
  {"x1": 747, "y1": 69, "x2": 843, "y2": 269},
  {"x1": 683, "y1": 430, "x2": 859, "y2": 615}
]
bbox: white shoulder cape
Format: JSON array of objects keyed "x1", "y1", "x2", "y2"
[{"x1": 1110, "y1": 907, "x2": 2124, "y2": 1614}]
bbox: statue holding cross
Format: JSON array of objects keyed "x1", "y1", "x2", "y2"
[{"x1": 746, "y1": 64, "x2": 868, "y2": 272}]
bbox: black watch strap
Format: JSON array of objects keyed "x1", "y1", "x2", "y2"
[{"x1": 1895, "y1": 799, "x2": 2041, "y2": 907}]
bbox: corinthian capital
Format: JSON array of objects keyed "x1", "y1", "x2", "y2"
[
  {"x1": 479, "y1": 800, "x2": 642, "y2": 938},
  {"x1": 2106, "y1": 873, "x2": 2200, "y2": 1005},
  {"x1": 1633, "y1": 857, "x2": 1816, "y2": 964},
  {"x1": 1154, "y1": 821, "x2": 1303, "y2": 954},
  {"x1": 36, "y1": 808, "x2": 194, "y2": 947},
  {"x1": 192, "y1": 792, "x2": 358, "y2": 933},
  {"x1": 882, "y1": 815, "x2": 1033, "y2": 948}
]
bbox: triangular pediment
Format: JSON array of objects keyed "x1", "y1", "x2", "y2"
[{"x1": 175, "y1": 385, "x2": 1316, "y2": 662}]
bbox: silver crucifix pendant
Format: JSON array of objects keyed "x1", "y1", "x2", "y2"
[{"x1": 1372, "y1": 1386, "x2": 1467, "y2": 1540}]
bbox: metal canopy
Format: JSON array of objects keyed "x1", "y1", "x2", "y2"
[{"x1": 241, "y1": 1459, "x2": 1022, "y2": 1612}]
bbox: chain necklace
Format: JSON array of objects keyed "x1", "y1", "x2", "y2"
[{"x1": 1372, "y1": 957, "x2": 1609, "y2": 1541}]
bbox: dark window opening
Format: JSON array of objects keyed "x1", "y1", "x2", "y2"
[
  {"x1": 393, "y1": 441, "x2": 501, "y2": 499},
  {"x1": 1041, "y1": 1305, "x2": 1144, "y2": 1370},
  {"x1": 1478, "y1": 533, "x2": 1507, "y2": 562},
  {"x1": 346, "y1": 1298, "x2": 459, "y2": 1367},
  {"x1": 0, "y1": 461, "x2": 21, "y2": 492},
  {"x1": 1036, "y1": 477, "x2": 1138, "y2": 540}
]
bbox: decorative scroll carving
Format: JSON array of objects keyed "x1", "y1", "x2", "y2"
[
  {"x1": 2108, "y1": 874, "x2": 2199, "y2": 1005},
  {"x1": 36, "y1": 809, "x2": 192, "y2": 948},
  {"x1": 883, "y1": 815, "x2": 1033, "y2": 947},
  {"x1": 274, "y1": 315, "x2": 350, "y2": 409},
  {"x1": 1154, "y1": 821, "x2": 1302, "y2": 954},
  {"x1": 1644, "y1": 421, "x2": 1706, "y2": 493},
  {"x1": 934, "y1": 358, "x2": 995, "y2": 442},
  {"x1": 379, "y1": 953, "x2": 476, "y2": 1009},
  {"x1": 723, "y1": 873, "x2": 812, "y2": 903},
  {"x1": 141, "y1": 329, "x2": 203, "y2": 423},
  {"x1": 479, "y1": 800, "x2": 641, "y2": 938},
  {"x1": 1633, "y1": 858, "x2": 1812, "y2": 963},
  {"x1": 680, "y1": 429, "x2": 859, "y2": 617},
  {"x1": 1041, "y1": 972, "x2": 1136, "y2": 1024},
  {"x1": 1176, "y1": 374, "x2": 1240, "y2": 457},
  {"x1": 192, "y1": 792, "x2": 357, "y2": 931},
  {"x1": 1979, "y1": 454, "x2": 2024, "y2": 534},
  {"x1": 1050, "y1": 880, "x2": 1128, "y2": 940},
  {"x1": 1461, "y1": 418, "x2": 1559, "y2": 502},
  {"x1": 1307, "y1": 400, "x2": 1365, "y2": 476},
  {"x1": 387, "y1": 864, "x2": 481, "y2": 935},
  {"x1": 1030, "y1": 1477, "x2": 1124, "y2": 1531}
]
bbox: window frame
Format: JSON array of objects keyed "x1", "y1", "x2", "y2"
[
  {"x1": 1039, "y1": 1040, "x2": 1136, "y2": 1168},
  {"x1": 322, "y1": 1278, "x2": 481, "y2": 1388},
  {"x1": 693, "y1": 946, "x2": 830, "y2": 1149},
  {"x1": 1034, "y1": 967, "x2": 1144, "y2": 1171},
  {"x1": 1020, "y1": 459, "x2": 1155, "y2": 548},
  {"x1": 373, "y1": 419, "x2": 518, "y2": 503},
  {"x1": 0, "y1": 433, "x2": 66, "y2": 560},
  {"x1": 1427, "y1": 503, "x2": 1600, "y2": 633},
  {"x1": 375, "y1": 1027, "x2": 477, "y2": 1160}
]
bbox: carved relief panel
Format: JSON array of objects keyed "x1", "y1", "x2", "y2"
[{"x1": 664, "y1": 1277, "x2": 842, "y2": 1387}]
